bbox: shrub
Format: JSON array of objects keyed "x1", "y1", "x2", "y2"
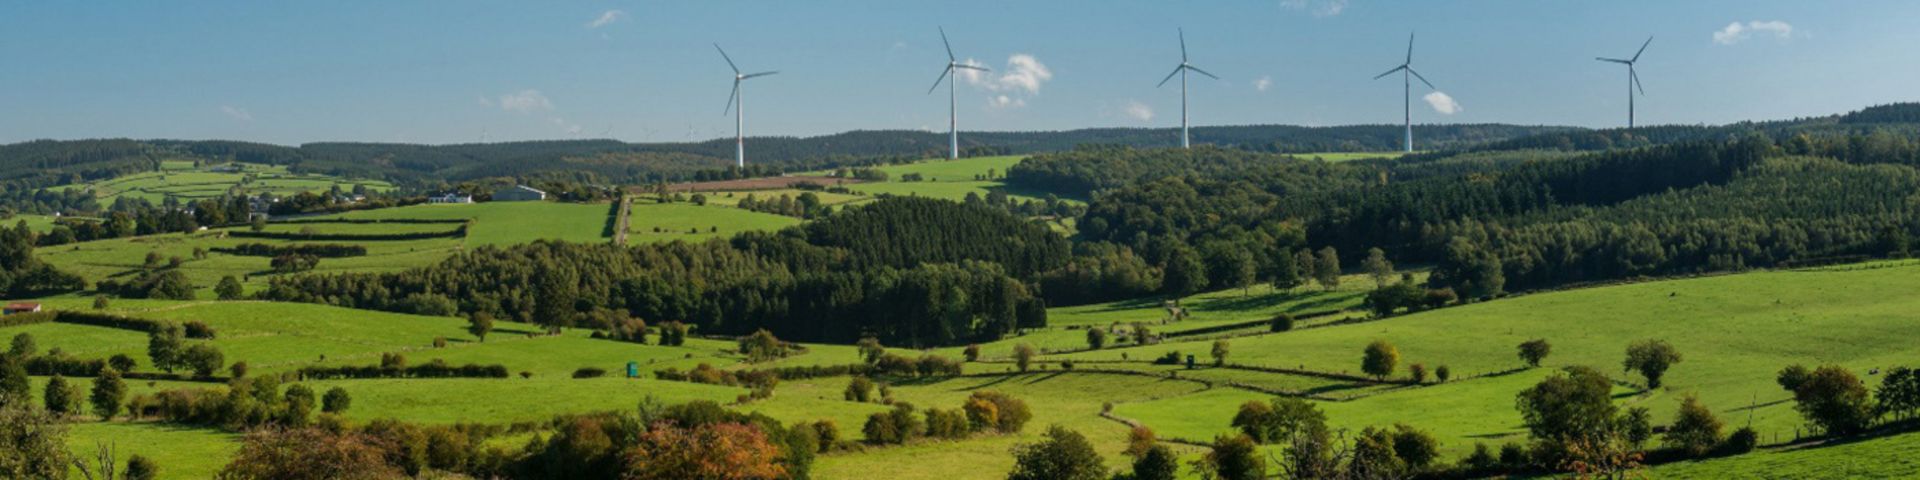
[
  {"x1": 572, "y1": 367, "x2": 607, "y2": 379},
  {"x1": 125, "y1": 454, "x2": 159, "y2": 480},
  {"x1": 1085, "y1": 328, "x2": 1107, "y2": 350},
  {"x1": 1435, "y1": 365, "x2": 1451, "y2": 383},
  {"x1": 1269, "y1": 313, "x2": 1294, "y2": 332},
  {"x1": 181, "y1": 344, "x2": 224, "y2": 377},
  {"x1": 1013, "y1": 344, "x2": 1037, "y2": 372},
  {"x1": 1409, "y1": 363, "x2": 1429, "y2": 383},
  {"x1": 321, "y1": 387, "x2": 351, "y2": 414},
  {"x1": 844, "y1": 377, "x2": 876, "y2": 403},
  {"x1": 182, "y1": 321, "x2": 217, "y2": 339},
  {"x1": 1718, "y1": 426, "x2": 1759, "y2": 455},
  {"x1": 1196, "y1": 434, "x2": 1263, "y2": 480},
  {"x1": 963, "y1": 344, "x2": 980, "y2": 362},
  {"x1": 970, "y1": 391, "x2": 1031, "y2": 433},
  {"x1": 1789, "y1": 365, "x2": 1875, "y2": 436},
  {"x1": 1362, "y1": 340, "x2": 1399, "y2": 380},
  {"x1": 1664, "y1": 395, "x2": 1724, "y2": 456}
]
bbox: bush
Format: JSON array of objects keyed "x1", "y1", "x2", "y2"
[
  {"x1": 1434, "y1": 365, "x2": 1451, "y2": 383},
  {"x1": 572, "y1": 367, "x2": 607, "y2": 379},
  {"x1": 1269, "y1": 313, "x2": 1294, "y2": 332},
  {"x1": 1006, "y1": 425, "x2": 1106, "y2": 480},
  {"x1": 969, "y1": 391, "x2": 1031, "y2": 433},
  {"x1": 125, "y1": 454, "x2": 159, "y2": 480},
  {"x1": 321, "y1": 387, "x2": 351, "y2": 414},
  {"x1": 1718, "y1": 426, "x2": 1759, "y2": 455},
  {"x1": 1518, "y1": 339, "x2": 1552, "y2": 367},
  {"x1": 1409, "y1": 363, "x2": 1429, "y2": 383}
]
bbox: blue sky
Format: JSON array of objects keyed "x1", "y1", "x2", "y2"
[{"x1": 1, "y1": 0, "x2": 1915, "y2": 145}]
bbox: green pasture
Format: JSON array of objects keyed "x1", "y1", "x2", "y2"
[
  {"x1": 319, "y1": 201, "x2": 609, "y2": 246},
  {"x1": 1057, "y1": 264, "x2": 1920, "y2": 462},
  {"x1": 36, "y1": 229, "x2": 463, "y2": 297},
  {"x1": 625, "y1": 202, "x2": 802, "y2": 244}
]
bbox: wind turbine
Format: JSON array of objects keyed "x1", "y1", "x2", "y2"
[
  {"x1": 1373, "y1": 33, "x2": 1436, "y2": 153},
  {"x1": 1157, "y1": 28, "x2": 1220, "y2": 149},
  {"x1": 1597, "y1": 37, "x2": 1652, "y2": 128},
  {"x1": 716, "y1": 43, "x2": 778, "y2": 168},
  {"x1": 927, "y1": 27, "x2": 991, "y2": 159}
]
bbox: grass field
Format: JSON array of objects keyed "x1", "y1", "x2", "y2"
[
  {"x1": 319, "y1": 201, "x2": 610, "y2": 247},
  {"x1": 60, "y1": 161, "x2": 395, "y2": 205},
  {"x1": 37, "y1": 229, "x2": 464, "y2": 298},
  {"x1": 625, "y1": 202, "x2": 802, "y2": 244},
  {"x1": 14, "y1": 258, "x2": 1920, "y2": 478},
  {"x1": 1057, "y1": 264, "x2": 1920, "y2": 462},
  {"x1": 66, "y1": 422, "x2": 240, "y2": 480}
]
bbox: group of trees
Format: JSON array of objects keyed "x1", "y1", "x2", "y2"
[
  {"x1": 737, "y1": 192, "x2": 829, "y2": 219},
  {"x1": 0, "y1": 221, "x2": 85, "y2": 296},
  {"x1": 262, "y1": 197, "x2": 1055, "y2": 348}
]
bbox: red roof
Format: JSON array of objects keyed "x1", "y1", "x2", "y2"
[{"x1": 5, "y1": 302, "x2": 40, "y2": 310}]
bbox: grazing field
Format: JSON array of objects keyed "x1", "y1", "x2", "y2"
[
  {"x1": 57, "y1": 161, "x2": 394, "y2": 205},
  {"x1": 666, "y1": 175, "x2": 863, "y2": 192},
  {"x1": 37, "y1": 228, "x2": 463, "y2": 297},
  {"x1": 318, "y1": 201, "x2": 610, "y2": 246},
  {"x1": 12, "y1": 260, "x2": 1920, "y2": 478},
  {"x1": 861, "y1": 155, "x2": 1027, "y2": 182},
  {"x1": 624, "y1": 202, "x2": 803, "y2": 243},
  {"x1": 66, "y1": 422, "x2": 240, "y2": 480},
  {"x1": 1055, "y1": 264, "x2": 1920, "y2": 461}
]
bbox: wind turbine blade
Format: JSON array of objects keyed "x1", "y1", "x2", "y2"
[
  {"x1": 1596, "y1": 57, "x2": 1631, "y2": 64},
  {"x1": 714, "y1": 43, "x2": 740, "y2": 74},
  {"x1": 1408, "y1": 68, "x2": 1436, "y2": 89},
  {"x1": 1372, "y1": 65, "x2": 1405, "y2": 80},
  {"x1": 1632, "y1": 36, "x2": 1653, "y2": 63},
  {"x1": 940, "y1": 27, "x2": 955, "y2": 62},
  {"x1": 1406, "y1": 32, "x2": 1415, "y2": 65},
  {"x1": 742, "y1": 71, "x2": 779, "y2": 80},
  {"x1": 723, "y1": 81, "x2": 739, "y2": 116},
  {"x1": 1179, "y1": 28, "x2": 1188, "y2": 63},
  {"x1": 1632, "y1": 67, "x2": 1644, "y2": 95},
  {"x1": 954, "y1": 64, "x2": 991, "y2": 72},
  {"x1": 1186, "y1": 65, "x2": 1221, "y2": 80},
  {"x1": 1156, "y1": 65, "x2": 1183, "y2": 87},
  {"x1": 927, "y1": 66, "x2": 951, "y2": 95}
]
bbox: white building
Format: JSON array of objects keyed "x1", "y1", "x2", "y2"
[
  {"x1": 429, "y1": 193, "x2": 474, "y2": 204},
  {"x1": 492, "y1": 185, "x2": 547, "y2": 202}
]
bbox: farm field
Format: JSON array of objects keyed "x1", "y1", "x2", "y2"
[
  {"x1": 8, "y1": 261, "x2": 1920, "y2": 479},
  {"x1": 318, "y1": 201, "x2": 610, "y2": 246},
  {"x1": 1054, "y1": 263, "x2": 1920, "y2": 463},
  {"x1": 36, "y1": 227, "x2": 463, "y2": 297},
  {"x1": 624, "y1": 202, "x2": 802, "y2": 244},
  {"x1": 57, "y1": 161, "x2": 395, "y2": 205}
]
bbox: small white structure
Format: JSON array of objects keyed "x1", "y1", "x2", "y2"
[
  {"x1": 429, "y1": 193, "x2": 474, "y2": 204},
  {"x1": 491, "y1": 185, "x2": 547, "y2": 202}
]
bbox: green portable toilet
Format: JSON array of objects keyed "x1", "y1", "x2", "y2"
[{"x1": 626, "y1": 362, "x2": 640, "y2": 378}]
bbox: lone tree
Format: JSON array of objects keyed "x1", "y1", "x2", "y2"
[
  {"x1": 90, "y1": 368, "x2": 126, "y2": 420},
  {"x1": 1518, "y1": 339, "x2": 1553, "y2": 367},
  {"x1": 1006, "y1": 425, "x2": 1107, "y2": 480},
  {"x1": 1362, "y1": 340, "x2": 1400, "y2": 380},
  {"x1": 147, "y1": 322, "x2": 186, "y2": 373},
  {"x1": 1086, "y1": 328, "x2": 1107, "y2": 350},
  {"x1": 322, "y1": 387, "x2": 352, "y2": 414},
  {"x1": 1623, "y1": 340, "x2": 1683, "y2": 388},
  {"x1": 1211, "y1": 340, "x2": 1231, "y2": 366},
  {"x1": 1363, "y1": 247, "x2": 1395, "y2": 288},
  {"x1": 467, "y1": 312, "x2": 494, "y2": 343},
  {"x1": 1014, "y1": 344, "x2": 1038, "y2": 373},
  {"x1": 215, "y1": 275, "x2": 244, "y2": 300}
]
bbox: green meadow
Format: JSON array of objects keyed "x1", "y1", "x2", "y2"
[{"x1": 625, "y1": 202, "x2": 802, "y2": 244}]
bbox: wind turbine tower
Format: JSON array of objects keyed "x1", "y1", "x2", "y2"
[
  {"x1": 1373, "y1": 33, "x2": 1436, "y2": 153},
  {"x1": 928, "y1": 27, "x2": 991, "y2": 159},
  {"x1": 1157, "y1": 28, "x2": 1220, "y2": 149},
  {"x1": 716, "y1": 44, "x2": 778, "y2": 167},
  {"x1": 1597, "y1": 37, "x2": 1652, "y2": 128}
]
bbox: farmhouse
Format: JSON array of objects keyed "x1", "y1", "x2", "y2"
[
  {"x1": 3, "y1": 302, "x2": 42, "y2": 314},
  {"x1": 429, "y1": 193, "x2": 474, "y2": 204},
  {"x1": 492, "y1": 185, "x2": 547, "y2": 202}
]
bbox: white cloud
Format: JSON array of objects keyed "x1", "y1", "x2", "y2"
[
  {"x1": 1423, "y1": 92, "x2": 1462, "y2": 115},
  {"x1": 891, "y1": 41, "x2": 909, "y2": 52},
  {"x1": 476, "y1": 95, "x2": 493, "y2": 107},
  {"x1": 1123, "y1": 100, "x2": 1154, "y2": 121},
  {"x1": 586, "y1": 10, "x2": 627, "y2": 29},
  {"x1": 1280, "y1": 0, "x2": 1348, "y2": 17},
  {"x1": 960, "y1": 54, "x2": 1053, "y2": 109},
  {"x1": 498, "y1": 90, "x2": 553, "y2": 114},
  {"x1": 221, "y1": 106, "x2": 252, "y2": 121},
  {"x1": 1714, "y1": 20, "x2": 1794, "y2": 45},
  {"x1": 1254, "y1": 76, "x2": 1273, "y2": 92}
]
